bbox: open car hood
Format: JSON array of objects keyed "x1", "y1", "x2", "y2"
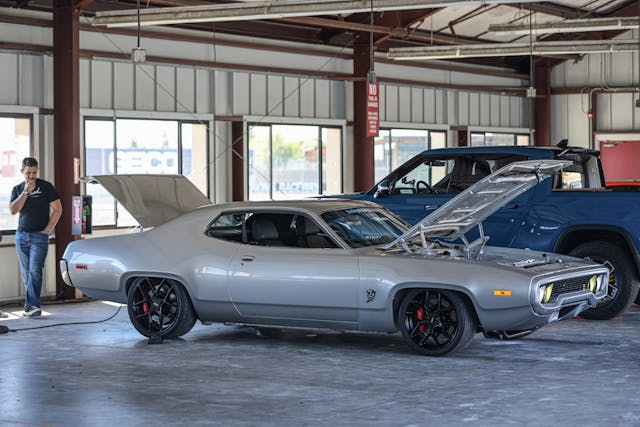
[
  {"x1": 85, "y1": 174, "x2": 212, "y2": 228},
  {"x1": 385, "y1": 160, "x2": 571, "y2": 248}
]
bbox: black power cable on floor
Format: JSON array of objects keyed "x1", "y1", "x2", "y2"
[{"x1": 0, "y1": 304, "x2": 123, "y2": 334}]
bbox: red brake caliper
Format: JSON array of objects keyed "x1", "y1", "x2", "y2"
[
  {"x1": 142, "y1": 301, "x2": 150, "y2": 314},
  {"x1": 416, "y1": 307, "x2": 426, "y2": 332}
]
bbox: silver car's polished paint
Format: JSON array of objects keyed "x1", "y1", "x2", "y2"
[{"x1": 61, "y1": 162, "x2": 608, "y2": 356}]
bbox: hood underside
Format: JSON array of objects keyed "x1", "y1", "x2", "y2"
[
  {"x1": 385, "y1": 159, "x2": 571, "y2": 249},
  {"x1": 84, "y1": 174, "x2": 212, "y2": 228}
]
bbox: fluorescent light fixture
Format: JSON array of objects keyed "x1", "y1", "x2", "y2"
[
  {"x1": 387, "y1": 40, "x2": 640, "y2": 60},
  {"x1": 92, "y1": 0, "x2": 546, "y2": 27},
  {"x1": 489, "y1": 17, "x2": 640, "y2": 36}
]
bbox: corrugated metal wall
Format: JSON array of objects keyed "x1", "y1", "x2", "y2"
[{"x1": 551, "y1": 31, "x2": 640, "y2": 147}]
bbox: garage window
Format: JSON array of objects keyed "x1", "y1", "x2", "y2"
[
  {"x1": 247, "y1": 123, "x2": 342, "y2": 200},
  {"x1": 374, "y1": 128, "x2": 446, "y2": 182},
  {"x1": 471, "y1": 132, "x2": 529, "y2": 147},
  {"x1": 84, "y1": 118, "x2": 209, "y2": 227},
  {"x1": 0, "y1": 115, "x2": 32, "y2": 232}
]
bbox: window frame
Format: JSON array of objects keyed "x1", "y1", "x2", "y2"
[
  {"x1": 0, "y1": 112, "x2": 35, "y2": 234},
  {"x1": 82, "y1": 114, "x2": 211, "y2": 229},
  {"x1": 244, "y1": 118, "x2": 345, "y2": 200}
]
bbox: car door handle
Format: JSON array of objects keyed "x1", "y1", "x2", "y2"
[
  {"x1": 504, "y1": 203, "x2": 519, "y2": 209},
  {"x1": 241, "y1": 255, "x2": 255, "y2": 262},
  {"x1": 424, "y1": 205, "x2": 440, "y2": 211}
]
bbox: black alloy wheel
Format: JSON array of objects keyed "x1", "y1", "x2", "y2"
[
  {"x1": 398, "y1": 289, "x2": 476, "y2": 356},
  {"x1": 569, "y1": 241, "x2": 639, "y2": 320},
  {"x1": 127, "y1": 277, "x2": 197, "y2": 339}
]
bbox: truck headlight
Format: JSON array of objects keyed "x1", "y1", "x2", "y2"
[{"x1": 588, "y1": 275, "x2": 597, "y2": 292}]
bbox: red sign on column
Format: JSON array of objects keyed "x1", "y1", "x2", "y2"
[{"x1": 367, "y1": 82, "x2": 379, "y2": 137}]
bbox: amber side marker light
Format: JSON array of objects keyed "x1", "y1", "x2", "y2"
[{"x1": 493, "y1": 290, "x2": 512, "y2": 296}]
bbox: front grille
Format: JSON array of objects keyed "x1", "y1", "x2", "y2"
[{"x1": 549, "y1": 276, "x2": 592, "y2": 301}]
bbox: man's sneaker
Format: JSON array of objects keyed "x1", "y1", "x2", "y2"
[{"x1": 24, "y1": 307, "x2": 42, "y2": 317}]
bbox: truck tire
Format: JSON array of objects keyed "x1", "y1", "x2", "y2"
[{"x1": 569, "y1": 241, "x2": 640, "y2": 320}]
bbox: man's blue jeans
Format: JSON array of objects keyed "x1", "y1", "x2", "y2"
[{"x1": 15, "y1": 231, "x2": 49, "y2": 311}]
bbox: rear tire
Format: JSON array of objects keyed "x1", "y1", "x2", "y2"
[
  {"x1": 569, "y1": 241, "x2": 639, "y2": 320},
  {"x1": 127, "y1": 277, "x2": 197, "y2": 339},
  {"x1": 398, "y1": 289, "x2": 476, "y2": 356}
]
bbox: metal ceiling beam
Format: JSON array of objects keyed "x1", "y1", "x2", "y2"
[
  {"x1": 387, "y1": 40, "x2": 640, "y2": 60},
  {"x1": 92, "y1": 0, "x2": 547, "y2": 27},
  {"x1": 489, "y1": 17, "x2": 639, "y2": 35},
  {"x1": 278, "y1": 15, "x2": 480, "y2": 45},
  {"x1": 505, "y1": 2, "x2": 601, "y2": 19}
]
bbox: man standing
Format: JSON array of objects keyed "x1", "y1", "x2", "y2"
[{"x1": 9, "y1": 157, "x2": 62, "y2": 317}]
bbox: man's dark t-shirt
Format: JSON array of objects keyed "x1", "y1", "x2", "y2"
[{"x1": 10, "y1": 179, "x2": 60, "y2": 232}]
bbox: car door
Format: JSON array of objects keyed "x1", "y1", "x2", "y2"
[{"x1": 226, "y1": 212, "x2": 360, "y2": 323}]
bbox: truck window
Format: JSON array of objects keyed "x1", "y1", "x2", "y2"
[
  {"x1": 391, "y1": 154, "x2": 525, "y2": 194},
  {"x1": 553, "y1": 153, "x2": 603, "y2": 190}
]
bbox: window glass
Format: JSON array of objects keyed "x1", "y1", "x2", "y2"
[
  {"x1": 0, "y1": 116, "x2": 31, "y2": 230},
  {"x1": 181, "y1": 123, "x2": 208, "y2": 196},
  {"x1": 85, "y1": 117, "x2": 205, "y2": 228},
  {"x1": 322, "y1": 127, "x2": 342, "y2": 195},
  {"x1": 321, "y1": 207, "x2": 408, "y2": 248},
  {"x1": 248, "y1": 124, "x2": 343, "y2": 200},
  {"x1": 248, "y1": 125, "x2": 271, "y2": 201},
  {"x1": 374, "y1": 130, "x2": 390, "y2": 182},
  {"x1": 430, "y1": 131, "x2": 446, "y2": 149},
  {"x1": 391, "y1": 129, "x2": 429, "y2": 170},
  {"x1": 394, "y1": 159, "x2": 455, "y2": 194},
  {"x1": 272, "y1": 124, "x2": 318, "y2": 199},
  {"x1": 471, "y1": 132, "x2": 529, "y2": 147},
  {"x1": 85, "y1": 119, "x2": 116, "y2": 225}
]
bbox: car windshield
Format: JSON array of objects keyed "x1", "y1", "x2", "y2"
[{"x1": 321, "y1": 207, "x2": 408, "y2": 248}]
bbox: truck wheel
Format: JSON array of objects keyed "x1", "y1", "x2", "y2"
[{"x1": 569, "y1": 241, "x2": 640, "y2": 320}]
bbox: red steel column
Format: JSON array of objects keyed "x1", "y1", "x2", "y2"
[
  {"x1": 353, "y1": 42, "x2": 374, "y2": 192},
  {"x1": 231, "y1": 121, "x2": 244, "y2": 201},
  {"x1": 53, "y1": 0, "x2": 80, "y2": 299},
  {"x1": 534, "y1": 60, "x2": 551, "y2": 147}
]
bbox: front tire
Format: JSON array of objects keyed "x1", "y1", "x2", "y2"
[
  {"x1": 127, "y1": 277, "x2": 197, "y2": 339},
  {"x1": 398, "y1": 289, "x2": 476, "y2": 356},
  {"x1": 569, "y1": 241, "x2": 640, "y2": 320}
]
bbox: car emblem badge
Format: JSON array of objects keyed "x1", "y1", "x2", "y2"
[{"x1": 366, "y1": 289, "x2": 376, "y2": 303}]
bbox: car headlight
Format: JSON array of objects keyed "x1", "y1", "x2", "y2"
[
  {"x1": 588, "y1": 275, "x2": 597, "y2": 293},
  {"x1": 538, "y1": 283, "x2": 554, "y2": 304}
]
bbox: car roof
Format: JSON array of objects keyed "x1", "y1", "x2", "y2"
[
  {"x1": 195, "y1": 198, "x2": 382, "y2": 217},
  {"x1": 414, "y1": 145, "x2": 599, "y2": 158}
]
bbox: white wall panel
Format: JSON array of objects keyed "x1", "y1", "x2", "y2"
[
  {"x1": 135, "y1": 64, "x2": 155, "y2": 110},
  {"x1": 435, "y1": 89, "x2": 446, "y2": 124},
  {"x1": 457, "y1": 91, "x2": 469, "y2": 126},
  {"x1": 80, "y1": 59, "x2": 90, "y2": 108},
  {"x1": 267, "y1": 75, "x2": 283, "y2": 117},
  {"x1": 19, "y1": 55, "x2": 44, "y2": 107},
  {"x1": 91, "y1": 60, "x2": 112, "y2": 109},
  {"x1": 213, "y1": 70, "x2": 229, "y2": 115},
  {"x1": 232, "y1": 72, "x2": 250, "y2": 115},
  {"x1": 424, "y1": 88, "x2": 436, "y2": 123},
  {"x1": 568, "y1": 95, "x2": 590, "y2": 147},
  {"x1": 385, "y1": 85, "x2": 398, "y2": 122},
  {"x1": 468, "y1": 92, "x2": 480, "y2": 126},
  {"x1": 315, "y1": 79, "x2": 330, "y2": 119},
  {"x1": 155, "y1": 65, "x2": 175, "y2": 112},
  {"x1": 500, "y1": 96, "x2": 510, "y2": 127},
  {"x1": 398, "y1": 86, "x2": 411, "y2": 122},
  {"x1": 283, "y1": 76, "x2": 300, "y2": 117},
  {"x1": 411, "y1": 87, "x2": 423, "y2": 123},
  {"x1": 330, "y1": 81, "x2": 345, "y2": 119},
  {"x1": 480, "y1": 93, "x2": 490, "y2": 125},
  {"x1": 250, "y1": 73, "x2": 267, "y2": 116},
  {"x1": 197, "y1": 69, "x2": 213, "y2": 114},
  {"x1": 113, "y1": 61, "x2": 134, "y2": 110},
  {"x1": 176, "y1": 68, "x2": 195, "y2": 113},
  {"x1": 0, "y1": 53, "x2": 19, "y2": 105},
  {"x1": 610, "y1": 93, "x2": 635, "y2": 130},
  {"x1": 299, "y1": 78, "x2": 315, "y2": 117},
  {"x1": 490, "y1": 94, "x2": 500, "y2": 127}
]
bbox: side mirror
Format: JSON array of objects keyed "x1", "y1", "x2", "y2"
[{"x1": 374, "y1": 180, "x2": 390, "y2": 199}]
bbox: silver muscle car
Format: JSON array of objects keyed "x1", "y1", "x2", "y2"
[{"x1": 60, "y1": 160, "x2": 608, "y2": 356}]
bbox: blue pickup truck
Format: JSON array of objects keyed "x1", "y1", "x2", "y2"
[{"x1": 340, "y1": 144, "x2": 640, "y2": 320}]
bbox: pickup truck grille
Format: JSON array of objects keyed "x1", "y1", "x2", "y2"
[{"x1": 549, "y1": 276, "x2": 591, "y2": 301}]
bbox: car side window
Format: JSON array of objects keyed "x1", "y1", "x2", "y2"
[{"x1": 206, "y1": 211, "x2": 339, "y2": 249}]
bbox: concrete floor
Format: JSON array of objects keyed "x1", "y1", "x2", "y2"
[{"x1": 0, "y1": 301, "x2": 639, "y2": 427}]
